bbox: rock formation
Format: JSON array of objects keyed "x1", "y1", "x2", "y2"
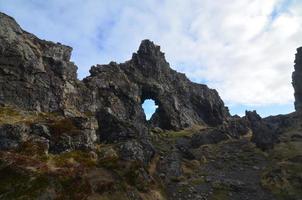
[
  {"x1": 292, "y1": 47, "x2": 302, "y2": 113},
  {"x1": 0, "y1": 12, "x2": 229, "y2": 138},
  {"x1": 1, "y1": 12, "x2": 302, "y2": 200},
  {"x1": 0, "y1": 13, "x2": 87, "y2": 115}
]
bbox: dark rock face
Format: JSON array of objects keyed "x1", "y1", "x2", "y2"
[
  {"x1": 118, "y1": 139, "x2": 155, "y2": 165},
  {"x1": 158, "y1": 150, "x2": 183, "y2": 181},
  {"x1": 0, "y1": 13, "x2": 91, "y2": 115},
  {"x1": 0, "y1": 124, "x2": 30, "y2": 150},
  {"x1": 85, "y1": 40, "x2": 229, "y2": 133},
  {"x1": 292, "y1": 47, "x2": 302, "y2": 113},
  {"x1": 0, "y1": 116, "x2": 98, "y2": 153},
  {"x1": 48, "y1": 116, "x2": 98, "y2": 153},
  {"x1": 96, "y1": 108, "x2": 143, "y2": 143},
  {"x1": 189, "y1": 117, "x2": 250, "y2": 149},
  {"x1": 175, "y1": 137, "x2": 195, "y2": 160},
  {"x1": 0, "y1": 12, "x2": 229, "y2": 136},
  {"x1": 245, "y1": 111, "x2": 278, "y2": 150},
  {"x1": 222, "y1": 117, "x2": 250, "y2": 138}
]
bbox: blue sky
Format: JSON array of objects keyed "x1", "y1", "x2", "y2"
[{"x1": 0, "y1": 0, "x2": 301, "y2": 118}]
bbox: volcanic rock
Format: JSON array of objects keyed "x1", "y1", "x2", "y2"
[
  {"x1": 0, "y1": 123, "x2": 30, "y2": 150},
  {"x1": 0, "y1": 12, "x2": 230, "y2": 136},
  {"x1": 293, "y1": 47, "x2": 302, "y2": 113},
  {"x1": 245, "y1": 111, "x2": 277, "y2": 150}
]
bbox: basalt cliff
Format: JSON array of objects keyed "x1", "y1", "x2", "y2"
[{"x1": 0, "y1": 12, "x2": 301, "y2": 200}]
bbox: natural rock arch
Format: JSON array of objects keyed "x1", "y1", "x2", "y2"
[
  {"x1": 141, "y1": 98, "x2": 158, "y2": 121},
  {"x1": 90, "y1": 40, "x2": 230, "y2": 141},
  {"x1": 0, "y1": 12, "x2": 229, "y2": 142}
]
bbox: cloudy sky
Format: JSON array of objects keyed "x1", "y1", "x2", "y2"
[{"x1": 1, "y1": 0, "x2": 301, "y2": 118}]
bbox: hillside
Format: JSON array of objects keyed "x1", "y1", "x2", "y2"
[{"x1": 0, "y1": 12, "x2": 301, "y2": 200}]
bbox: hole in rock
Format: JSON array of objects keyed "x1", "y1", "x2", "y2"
[{"x1": 142, "y1": 99, "x2": 158, "y2": 120}]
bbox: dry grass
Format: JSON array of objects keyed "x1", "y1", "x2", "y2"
[
  {"x1": 0, "y1": 106, "x2": 62, "y2": 125},
  {"x1": 163, "y1": 124, "x2": 206, "y2": 138},
  {"x1": 261, "y1": 140, "x2": 302, "y2": 199}
]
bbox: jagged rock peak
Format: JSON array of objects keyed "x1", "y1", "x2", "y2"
[
  {"x1": 292, "y1": 46, "x2": 302, "y2": 113},
  {"x1": 131, "y1": 39, "x2": 168, "y2": 69},
  {"x1": 137, "y1": 39, "x2": 164, "y2": 57},
  {"x1": 0, "y1": 12, "x2": 229, "y2": 132}
]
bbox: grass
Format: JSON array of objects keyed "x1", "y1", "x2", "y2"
[
  {"x1": 164, "y1": 125, "x2": 205, "y2": 138},
  {"x1": 0, "y1": 165, "x2": 51, "y2": 199},
  {"x1": 261, "y1": 140, "x2": 302, "y2": 200},
  {"x1": 190, "y1": 177, "x2": 205, "y2": 185},
  {"x1": 209, "y1": 181, "x2": 231, "y2": 200},
  {"x1": 210, "y1": 189, "x2": 229, "y2": 200},
  {"x1": 0, "y1": 105, "x2": 62, "y2": 125},
  {"x1": 50, "y1": 150, "x2": 97, "y2": 168}
]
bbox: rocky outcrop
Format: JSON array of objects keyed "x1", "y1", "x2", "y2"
[
  {"x1": 188, "y1": 116, "x2": 249, "y2": 149},
  {"x1": 118, "y1": 139, "x2": 155, "y2": 165},
  {"x1": 1, "y1": 12, "x2": 302, "y2": 200},
  {"x1": 0, "y1": 116, "x2": 98, "y2": 153},
  {"x1": 0, "y1": 124, "x2": 30, "y2": 150},
  {"x1": 190, "y1": 129, "x2": 229, "y2": 148},
  {"x1": 84, "y1": 40, "x2": 229, "y2": 132},
  {"x1": 0, "y1": 13, "x2": 92, "y2": 116},
  {"x1": 245, "y1": 111, "x2": 278, "y2": 150},
  {"x1": 292, "y1": 47, "x2": 302, "y2": 113},
  {"x1": 0, "y1": 12, "x2": 229, "y2": 136}
]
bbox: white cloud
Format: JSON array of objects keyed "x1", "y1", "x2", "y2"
[{"x1": 0, "y1": 0, "x2": 301, "y2": 110}]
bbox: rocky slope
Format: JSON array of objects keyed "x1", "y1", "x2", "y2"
[{"x1": 0, "y1": 12, "x2": 302, "y2": 200}]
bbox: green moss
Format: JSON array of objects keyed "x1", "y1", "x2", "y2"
[
  {"x1": 89, "y1": 191, "x2": 129, "y2": 200},
  {"x1": 210, "y1": 189, "x2": 229, "y2": 200},
  {"x1": 190, "y1": 177, "x2": 205, "y2": 185},
  {"x1": 165, "y1": 125, "x2": 204, "y2": 138},
  {"x1": 0, "y1": 106, "x2": 23, "y2": 125},
  {"x1": 208, "y1": 181, "x2": 231, "y2": 200},
  {"x1": 0, "y1": 106, "x2": 62, "y2": 125},
  {"x1": 84, "y1": 111, "x2": 95, "y2": 117},
  {"x1": 270, "y1": 141, "x2": 302, "y2": 161}
]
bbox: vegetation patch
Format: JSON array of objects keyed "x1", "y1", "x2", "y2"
[
  {"x1": 50, "y1": 150, "x2": 97, "y2": 168},
  {"x1": 164, "y1": 125, "x2": 205, "y2": 138},
  {"x1": 210, "y1": 182, "x2": 231, "y2": 200},
  {"x1": 0, "y1": 165, "x2": 50, "y2": 199},
  {"x1": 48, "y1": 118, "x2": 79, "y2": 137},
  {"x1": 261, "y1": 140, "x2": 302, "y2": 200},
  {"x1": 0, "y1": 105, "x2": 61, "y2": 125}
]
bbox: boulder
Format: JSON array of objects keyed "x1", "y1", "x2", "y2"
[
  {"x1": 48, "y1": 117, "x2": 98, "y2": 153},
  {"x1": 245, "y1": 111, "x2": 277, "y2": 150},
  {"x1": 118, "y1": 139, "x2": 155, "y2": 165},
  {"x1": 175, "y1": 137, "x2": 195, "y2": 160},
  {"x1": 158, "y1": 149, "x2": 183, "y2": 181},
  {"x1": 222, "y1": 117, "x2": 250, "y2": 138},
  {"x1": 30, "y1": 123, "x2": 51, "y2": 139},
  {"x1": 0, "y1": 123, "x2": 30, "y2": 150},
  {"x1": 190, "y1": 129, "x2": 229, "y2": 148}
]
